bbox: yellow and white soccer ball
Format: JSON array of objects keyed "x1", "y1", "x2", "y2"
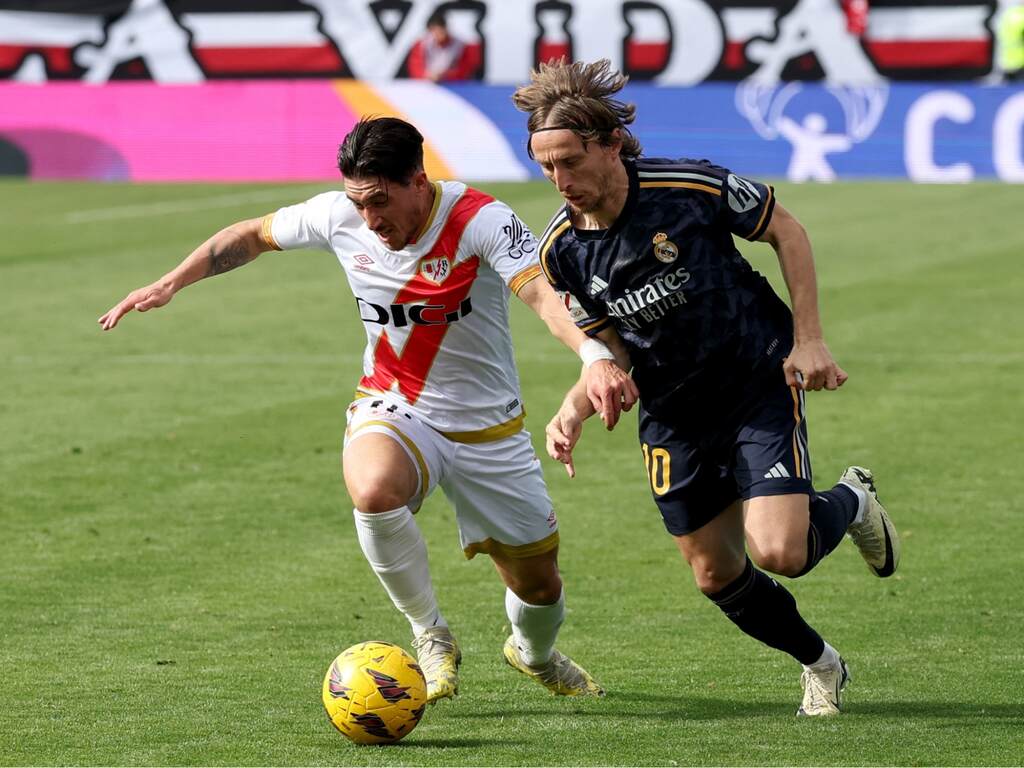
[{"x1": 322, "y1": 641, "x2": 428, "y2": 745}]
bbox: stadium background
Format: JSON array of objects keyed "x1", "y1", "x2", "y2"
[
  {"x1": 2, "y1": 0, "x2": 1023, "y2": 182},
  {"x1": 3, "y1": 1, "x2": 1023, "y2": 766}
]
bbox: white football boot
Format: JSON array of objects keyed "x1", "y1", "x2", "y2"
[
  {"x1": 412, "y1": 626, "x2": 461, "y2": 703},
  {"x1": 797, "y1": 656, "x2": 850, "y2": 717},
  {"x1": 842, "y1": 466, "x2": 901, "y2": 577},
  {"x1": 502, "y1": 635, "x2": 605, "y2": 696}
]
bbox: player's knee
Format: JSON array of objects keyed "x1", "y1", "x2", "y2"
[
  {"x1": 348, "y1": 476, "x2": 412, "y2": 514},
  {"x1": 512, "y1": 578, "x2": 563, "y2": 606},
  {"x1": 504, "y1": 565, "x2": 563, "y2": 605},
  {"x1": 691, "y1": 558, "x2": 745, "y2": 595},
  {"x1": 750, "y1": 545, "x2": 806, "y2": 578}
]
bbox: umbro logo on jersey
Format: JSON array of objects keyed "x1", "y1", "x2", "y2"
[
  {"x1": 589, "y1": 275, "x2": 608, "y2": 296},
  {"x1": 353, "y1": 253, "x2": 374, "y2": 272},
  {"x1": 764, "y1": 462, "x2": 790, "y2": 479}
]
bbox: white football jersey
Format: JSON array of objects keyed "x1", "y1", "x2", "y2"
[{"x1": 263, "y1": 181, "x2": 542, "y2": 438}]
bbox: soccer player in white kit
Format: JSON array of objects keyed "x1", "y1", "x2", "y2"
[{"x1": 99, "y1": 117, "x2": 638, "y2": 702}]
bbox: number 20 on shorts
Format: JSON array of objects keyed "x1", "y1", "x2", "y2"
[{"x1": 641, "y1": 443, "x2": 671, "y2": 495}]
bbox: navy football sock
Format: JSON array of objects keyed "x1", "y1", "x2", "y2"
[
  {"x1": 707, "y1": 558, "x2": 824, "y2": 665},
  {"x1": 796, "y1": 484, "x2": 860, "y2": 577}
]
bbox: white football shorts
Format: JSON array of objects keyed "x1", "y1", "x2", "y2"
[{"x1": 343, "y1": 395, "x2": 559, "y2": 559}]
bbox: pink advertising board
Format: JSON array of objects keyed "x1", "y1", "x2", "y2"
[{"x1": 0, "y1": 82, "x2": 359, "y2": 181}]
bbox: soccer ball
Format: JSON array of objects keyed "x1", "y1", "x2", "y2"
[{"x1": 321, "y1": 641, "x2": 428, "y2": 745}]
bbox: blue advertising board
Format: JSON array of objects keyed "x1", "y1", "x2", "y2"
[{"x1": 454, "y1": 82, "x2": 1024, "y2": 182}]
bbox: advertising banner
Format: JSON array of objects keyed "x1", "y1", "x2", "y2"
[
  {"x1": 2, "y1": 81, "x2": 1021, "y2": 182},
  {"x1": 0, "y1": 0, "x2": 1014, "y2": 85}
]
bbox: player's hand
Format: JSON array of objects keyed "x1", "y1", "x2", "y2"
[
  {"x1": 584, "y1": 359, "x2": 639, "y2": 430},
  {"x1": 784, "y1": 339, "x2": 849, "y2": 391},
  {"x1": 545, "y1": 408, "x2": 584, "y2": 478},
  {"x1": 98, "y1": 280, "x2": 175, "y2": 331}
]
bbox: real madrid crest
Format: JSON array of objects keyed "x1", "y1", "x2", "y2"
[
  {"x1": 420, "y1": 255, "x2": 451, "y2": 284},
  {"x1": 652, "y1": 232, "x2": 679, "y2": 264}
]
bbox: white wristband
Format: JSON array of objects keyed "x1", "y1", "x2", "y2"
[{"x1": 579, "y1": 338, "x2": 615, "y2": 368}]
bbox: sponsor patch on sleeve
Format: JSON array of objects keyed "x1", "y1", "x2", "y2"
[{"x1": 558, "y1": 290, "x2": 589, "y2": 323}]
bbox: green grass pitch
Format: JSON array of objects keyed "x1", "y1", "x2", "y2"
[{"x1": 2, "y1": 178, "x2": 1022, "y2": 766}]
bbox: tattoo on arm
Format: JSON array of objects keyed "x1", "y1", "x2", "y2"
[{"x1": 206, "y1": 236, "x2": 252, "y2": 277}]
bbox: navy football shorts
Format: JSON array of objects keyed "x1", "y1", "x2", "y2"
[{"x1": 637, "y1": 368, "x2": 814, "y2": 536}]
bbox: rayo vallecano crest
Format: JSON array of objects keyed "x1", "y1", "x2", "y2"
[
  {"x1": 420, "y1": 255, "x2": 451, "y2": 284},
  {"x1": 652, "y1": 232, "x2": 678, "y2": 263}
]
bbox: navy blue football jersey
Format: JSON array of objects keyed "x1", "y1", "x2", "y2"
[{"x1": 540, "y1": 158, "x2": 793, "y2": 417}]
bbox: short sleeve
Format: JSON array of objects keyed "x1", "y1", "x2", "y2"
[
  {"x1": 467, "y1": 200, "x2": 543, "y2": 295},
  {"x1": 264, "y1": 191, "x2": 344, "y2": 252},
  {"x1": 720, "y1": 172, "x2": 775, "y2": 241},
  {"x1": 541, "y1": 229, "x2": 610, "y2": 337}
]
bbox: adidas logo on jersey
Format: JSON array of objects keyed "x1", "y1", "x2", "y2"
[
  {"x1": 764, "y1": 462, "x2": 790, "y2": 479},
  {"x1": 589, "y1": 275, "x2": 608, "y2": 296}
]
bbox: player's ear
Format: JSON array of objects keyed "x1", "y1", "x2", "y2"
[
  {"x1": 604, "y1": 129, "x2": 624, "y2": 159},
  {"x1": 412, "y1": 168, "x2": 430, "y2": 189}
]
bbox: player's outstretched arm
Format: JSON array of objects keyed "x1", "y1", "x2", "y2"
[
  {"x1": 98, "y1": 218, "x2": 267, "y2": 331},
  {"x1": 546, "y1": 380, "x2": 592, "y2": 478},
  {"x1": 545, "y1": 327, "x2": 634, "y2": 476},
  {"x1": 516, "y1": 277, "x2": 638, "y2": 426},
  {"x1": 759, "y1": 203, "x2": 848, "y2": 391}
]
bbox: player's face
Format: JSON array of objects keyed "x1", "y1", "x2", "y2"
[
  {"x1": 344, "y1": 173, "x2": 431, "y2": 251},
  {"x1": 530, "y1": 129, "x2": 621, "y2": 215}
]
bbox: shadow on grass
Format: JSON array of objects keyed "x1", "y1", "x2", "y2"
[
  {"x1": 445, "y1": 692, "x2": 786, "y2": 721},
  {"x1": 385, "y1": 737, "x2": 524, "y2": 749},
  {"x1": 851, "y1": 701, "x2": 1024, "y2": 721},
  {"x1": 446, "y1": 694, "x2": 1024, "y2": 723}
]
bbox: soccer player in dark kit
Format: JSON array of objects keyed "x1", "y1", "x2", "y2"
[{"x1": 513, "y1": 59, "x2": 901, "y2": 716}]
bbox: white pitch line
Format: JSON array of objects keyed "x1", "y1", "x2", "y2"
[{"x1": 64, "y1": 187, "x2": 330, "y2": 224}]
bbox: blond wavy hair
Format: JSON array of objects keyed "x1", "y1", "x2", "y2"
[{"x1": 512, "y1": 58, "x2": 642, "y2": 159}]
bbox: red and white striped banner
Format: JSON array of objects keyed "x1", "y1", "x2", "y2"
[{"x1": 0, "y1": 0, "x2": 1004, "y2": 84}]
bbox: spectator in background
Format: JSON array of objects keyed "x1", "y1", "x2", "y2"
[
  {"x1": 841, "y1": 0, "x2": 869, "y2": 36},
  {"x1": 408, "y1": 11, "x2": 474, "y2": 82},
  {"x1": 999, "y1": 0, "x2": 1024, "y2": 81}
]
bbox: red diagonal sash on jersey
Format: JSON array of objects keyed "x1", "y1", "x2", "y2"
[{"x1": 360, "y1": 188, "x2": 494, "y2": 405}]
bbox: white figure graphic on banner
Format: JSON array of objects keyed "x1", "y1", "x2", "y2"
[
  {"x1": 776, "y1": 114, "x2": 852, "y2": 182},
  {"x1": 737, "y1": 82, "x2": 888, "y2": 182}
]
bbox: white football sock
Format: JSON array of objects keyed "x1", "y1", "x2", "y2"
[
  {"x1": 353, "y1": 506, "x2": 446, "y2": 635},
  {"x1": 505, "y1": 587, "x2": 564, "y2": 667},
  {"x1": 805, "y1": 641, "x2": 840, "y2": 670},
  {"x1": 838, "y1": 481, "x2": 868, "y2": 524}
]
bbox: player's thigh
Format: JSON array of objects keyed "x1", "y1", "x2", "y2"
[
  {"x1": 732, "y1": 370, "x2": 815, "y2": 572},
  {"x1": 743, "y1": 493, "x2": 810, "y2": 575},
  {"x1": 442, "y1": 429, "x2": 559, "y2": 564},
  {"x1": 672, "y1": 500, "x2": 747, "y2": 594},
  {"x1": 733, "y1": 369, "x2": 814, "y2": 503},
  {"x1": 343, "y1": 397, "x2": 448, "y2": 513},
  {"x1": 638, "y1": 409, "x2": 738, "y2": 538}
]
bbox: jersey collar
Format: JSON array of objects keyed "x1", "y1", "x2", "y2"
[{"x1": 410, "y1": 181, "x2": 443, "y2": 245}]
